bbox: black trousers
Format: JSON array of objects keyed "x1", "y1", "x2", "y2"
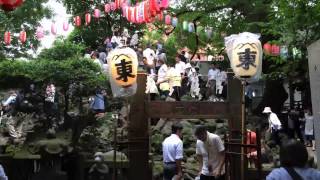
[
  {"x1": 170, "y1": 86, "x2": 181, "y2": 101},
  {"x1": 200, "y1": 174, "x2": 225, "y2": 180},
  {"x1": 163, "y1": 163, "x2": 177, "y2": 180}
]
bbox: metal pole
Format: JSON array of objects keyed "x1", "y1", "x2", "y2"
[
  {"x1": 241, "y1": 80, "x2": 246, "y2": 180},
  {"x1": 113, "y1": 113, "x2": 118, "y2": 180}
]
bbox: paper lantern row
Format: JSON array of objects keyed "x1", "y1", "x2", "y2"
[
  {"x1": 121, "y1": 0, "x2": 169, "y2": 24},
  {"x1": 2, "y1": 31, "x2": 27, "y2": 45},
  {"x1": 72, "y1": 0, "x2": 169, "y2": 26},
  {"x1": 2, "y1": 22, "x2": 71, "y2": 45}
]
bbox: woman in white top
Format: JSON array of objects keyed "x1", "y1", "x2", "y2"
[{"x1": 304, "y1": 108, "x2": 314, "y2": 150}]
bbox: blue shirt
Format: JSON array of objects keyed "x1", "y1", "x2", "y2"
[
  {"x1": 0, "y1": 164, "x2": 8, "y2": 180},
  {"x1": 91, "y1": 94, "x2": 105, "y2": 110},
  {"x1": 267, "y1": 167, "x2": 320, "y2": 180}
]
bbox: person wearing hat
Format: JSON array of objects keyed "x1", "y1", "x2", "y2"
[{"x1": 263, "y1": 107, "x2": 282, "y2": 145}]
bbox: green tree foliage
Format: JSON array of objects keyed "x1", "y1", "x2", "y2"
[
  {"x1": 0, "y1": 58, "x2": 107, "y2": 93},
  {"x1": 38, "y1": 37, "x2": 85, "y2": 61},
  {"x1": 0, "y1": 0, "x2": 52, "y2": 58}
]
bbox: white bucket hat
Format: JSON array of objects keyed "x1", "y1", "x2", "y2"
[{"x1": 262, "y1": 107, "x2": 272, "y2": 113}]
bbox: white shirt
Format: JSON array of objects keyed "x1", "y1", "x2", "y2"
[
  {"x1": 162, "y1": 134, "x2": 183, "y2": 163},
  {"x1": 196, "y1": 132, "x2": 225, "y2": 176},
  {"x1": 175, "y1": 61, "x2": 186, "y2": 74},
  {"x1": 3, "y1": 95, "x2": 17, "y2": 106},
  {"x1": 143, "y1": 48, "x2": 156, "y2": 65},
  {"x1": 304, "y1": 113, "x2": 314, "y2": 135},
  {"x1": 157, "y1": 64, "x2": 168, "y2": 82},
  {"x1": 207, "y1": 69, "x2": 218, "y2": 81},
  {"x1": 268, "y1": 112, "x2": 282, "y2": 131}
]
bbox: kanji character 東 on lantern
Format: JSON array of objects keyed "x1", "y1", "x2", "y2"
[
  {"x1": 225, "y1": 32, "x2": 262, "y2": 79},
  {"x1": 107, "y1": 47, "x2": 138, "y2": 97}
]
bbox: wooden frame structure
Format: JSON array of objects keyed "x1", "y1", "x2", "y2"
[{"x1": 128, "y1": 71, "x2": 244, "y2": 180}]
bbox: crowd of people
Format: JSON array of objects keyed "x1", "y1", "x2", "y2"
[
  {"x1": 163, "y1": 118, "x2": 319, "y2": 180},
  {"x1": 84, "y1": 28, "x2": 228, "y2": 102},
  {"x1": 263, "y1": 106, "x2": 315, "y2": 151}
]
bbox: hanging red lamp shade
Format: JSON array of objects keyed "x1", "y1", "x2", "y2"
[
  {"x1": 161, "y1": 0, "x2": 169, "y2": 9},
  {"x1": 36, "y1": 27, "x2": 44, "y2": 39},
  {"x1": 263, "y1": 43, "x2": 272, "y2": 55},
  {"x1": 19, "y1": 30, "x2": 27, "y2": 43},
  {"x1": 63, "y1": 21, "x2": 69, "y2": 31},
  {"x1": 271, "y1": 44, "x2": 280, "y2": 56},
  {"x1": 85, "y1": 13, "x2": 91, "y2": 25},
  {"x1": 110, "y1": 2, "x2": 116, "y2": 11},
  {"x1": 127, "y1": 7, "x2": 132, "y2": 22},
  {"x1": 51, "y1": 23, "x2": 57, "y2": 35},
  {"x1": 171, "y1": 17, "x2": 178, "y2": 27},
  {"x1": 149, "y1": 0, "x2": 157, "y2": 17},
  {"x1": 136, "y1": 3, "x2": 144, "y2": 23},
  {"x1": 156, "y1": 11, "x2": 163, "y2": 22},
  {"x1": 115, "y1": 0, "x2": 123, "y2": 10},
  {"x1": 0, "y1": 0, "x2": 24, "y2": 11},
  {"x1": 132, "y1": 6, "x2": 137, "y2": 23},
  {"x1": 94, "y1": 8, "x2": 101, "y2": 18},
  {"x1": 74, "y1": 16, "x2": 81, "y2": 27},
  {"x1": 4, "y1": 31, "x2": 11, "y2": 45},
  {"x1": 165, "y1": 15, "x2": 171, "y2": 25},
  {"x1": 143, "y1": 1, "x2": 151, "y2": 23},
  {"x1": 122, "y1": 5, "x2": 127, "y2": 17},
  {"x1": 105, "y1": 3, "x2": 111, "y2": 13}
]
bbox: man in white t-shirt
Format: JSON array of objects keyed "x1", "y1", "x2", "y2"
[
  {"x1": 175, "y1": 55, "x2": 186, "y2": 75},
  {"x1": 143, "y1": 44, "x2": 156, "y2": 67},
  {"x1": 162, "y1": 123, "x2": 184, "y2": 180},
  {"x1": 206, "y1": 64, "x2": 219, "y2": 101},
  {"x1": 195, "y1": 125, "x2": 225, "y2": 180}
]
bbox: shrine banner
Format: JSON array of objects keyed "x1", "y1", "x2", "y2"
[
  {"x1": 225, "y1": 32, "x2": 262, "y2": 81},
  {"x1": 107, "y1": 47, "x2": 138, "y2": 97}
]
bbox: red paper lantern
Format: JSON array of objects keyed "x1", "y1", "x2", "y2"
[
  {"x1": 74, "y1": 16, "x2": 81, "y2": 27},
  {"x1": 263, "y1": 43, "x2": 272, "y2": 55},
  {"x1": 0, "y1": 0, "x2": 23, "y2": 11},
  {"x1": 156, "y1": 11, "x2": 163, "y2": 22},
  {"x1": 36, "y1": 27, "x2": 44, "y2": 39},
  {"x1": 19, "y1": 30, "x2": 27, "y2": 43},
  {"x1": 143, "y1": 1, "x2": 151, "y2": 23},
  {"x1": 4, "y1": 31, "x2": 11, "y2": 45},
  {"x1": 161, "y1": 0, "x2": 169, "y2": 9},
  {"x1": 110, "y1": 2, "x2": 116, "y2": 11},
  {"x1": 271, "y1": 44, "x2": 280, "y2": 56},
  {"x1": 115, "y1": 0, "x2": 123, "y2": 9},
  {"x1": 94, "y1": 8, "x2": 101, "y2": 18},
  {"x1": 165, "y1": 15, "x2": 171, "y2": 25},
  {"x1": 63, "y1": 22, "x2": 69, "y2": 31},
  {"x1": 51, "y1": 23, "x2": 57, "y2": 35},
  {"x1": 85, "y1": 13, "x2": 91, "y2": 25},
  {"x1": 105, "y1": 3, "x2": 111, "y2": 13},
  {"x1": 149, "y1": 0, "x2": 157, "y2": 17},
  {"x1": 132, "y1": 6, "x2": 137, "y2": 23}
]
